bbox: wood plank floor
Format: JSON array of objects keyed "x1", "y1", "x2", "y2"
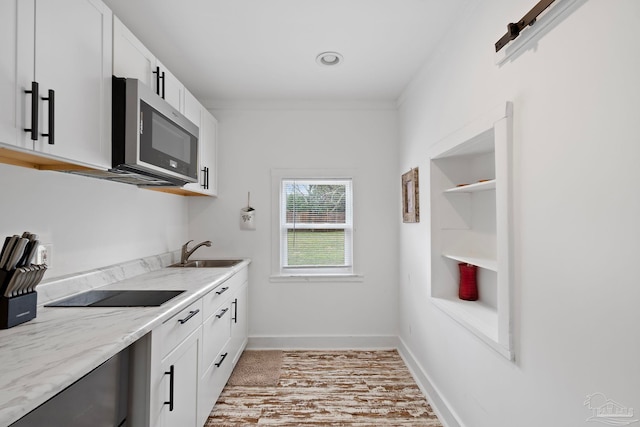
[{"x1": 207, "y1": 350, "x2": 443, "y2": 426}]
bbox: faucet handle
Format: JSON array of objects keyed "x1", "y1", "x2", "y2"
[{"x1": 183, "y1": 240, "x2": 194, "y2": 249}]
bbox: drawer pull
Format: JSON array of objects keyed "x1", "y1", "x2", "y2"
[
  {"x1": 232, "y1": 298, "x2": 238, "y2": 323},
  {"x1": 215, "y1": 352, "x2": 228, "y2": 367},
  {"x1": 178, "y1": 309, "x2": 200, "y2": 324},
  {"x1": 164, "y1": 365, "x2": 174, "y2": 411},
  {"x1": 216, "y1": 307, "x2": 229, "y2": 319},
  {"x1": 215, "y1": 286, "x2": 229, "y2": 295}
]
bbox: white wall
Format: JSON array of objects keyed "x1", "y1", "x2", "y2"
[
  {"x1": 188, "y1": 107, "x2": 399, "y2": 342},
  {"x1": 0, "y1": 163, "x2": 188, "y2": 278},
  {"x1": 398, "y1": 0, "x2": 640, "y2": 426}
]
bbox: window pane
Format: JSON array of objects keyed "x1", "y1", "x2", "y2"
[
  {"x1": 285, "y1": 182, "x2": 347, "y2": 225},
  {"x1": 287, "y1": 229, "x2": 345, "y2": 266},
  {"x1": 281, "y1": 179, "x2": 352, "y2": 271}
]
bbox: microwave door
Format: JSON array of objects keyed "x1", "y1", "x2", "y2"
[{"x1": 138, "y1": 100, "x2": 198, "y2": 181}]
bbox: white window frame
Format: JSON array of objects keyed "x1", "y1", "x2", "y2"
[{"x1": 271, "y1": 169, "x2": 361, "y2": 282}]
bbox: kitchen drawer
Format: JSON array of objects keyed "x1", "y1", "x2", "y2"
[
  {"x1": 158, "y1": 299, "x2": 203, "y2": 358},
  {"x1": 202, "y1": 268, "x2": 247, "y2": 319},
  {"x1": 197, "y1": 343, "x2": 235, "y2": 426},
  {"x1": 202, "y1": 300, "x2": 232, "y2": 371}
]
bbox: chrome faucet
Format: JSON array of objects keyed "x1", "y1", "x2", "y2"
[{"x1": 180, "y1": 240, "x2": 212, "y2": 264}]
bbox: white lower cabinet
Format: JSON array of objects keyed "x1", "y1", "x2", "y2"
[
  {"x1": 197, "y1": 270, "x2": 248, "y2": 426},
  {"x1": 159, "y1": 327, "x2": 200, "y2": 427},
  {"x1": 198, "y1": 343, "x2": 235, "y2": 425},
  {"x1": 229, "y1": 282, "x2": 249, "y2": 364},
  {"x1": 130, "y1": 266, "x2": 249, "y2": 427},
  {"x1": 148, "y1": 299, "x2": 202, "y2": 427}
]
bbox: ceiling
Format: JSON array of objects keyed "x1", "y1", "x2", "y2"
[{"x1": 102, "y1": 0, "x2": 473, "y2": 106}]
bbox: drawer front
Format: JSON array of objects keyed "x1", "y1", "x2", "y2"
[
  {"x1": 202, "y1": 267, "x2": 248, "y2": 319},
  {"x1": 202, "y1": 301, "x2": 232, "y2": 370},
  {"x1": 159, "y1": 299, "x2": 203, "y2": 358},
  {"x1": 202, "y1": 283, "x2": 232, "y2": 320},
  {"x1": 197, "y1": 343, "x2": 234, "y2": 426}
]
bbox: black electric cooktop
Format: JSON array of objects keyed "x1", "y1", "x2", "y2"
[{"x1": 45, "y1": 290, "x2": 184, "y2": 307}]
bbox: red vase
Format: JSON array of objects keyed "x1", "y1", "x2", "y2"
[{"x1": 458, "y1": 263, "x2": 478, "y2": 301}]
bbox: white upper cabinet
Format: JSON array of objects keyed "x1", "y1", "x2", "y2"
[
  {"x1": 182, "y1": 88, "x2": 201, "y2": 126},
  {"x1": 155, "y1": 60, "x2": 184, "y2": 113},
  {"x1": 1, "y1": 0, "x2": 112, "y2": 169},
  {"x1": 199, "y1": 109, "x2": 218, "y2": 196},
  {"x1": 113, "y1": 15, "x2": 155, "y2": 87},
  {"x1": 113, "y1": 15, "x2": 222, "y2": 197},
  {"x1": 113, "y1": 17, "x2": 184, "y2": 112},
  {"x1": 183, "y1": 89, "x2": 218, "y2": 197},
  {"x1": 0, "y1": 1, "x2": 19, "y2": 147}
]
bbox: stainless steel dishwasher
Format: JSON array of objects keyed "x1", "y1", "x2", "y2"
[{"x1": 11, "y1": 347, "x2": 129, "y2": 427}]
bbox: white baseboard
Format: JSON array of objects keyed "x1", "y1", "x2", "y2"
[
  {"x1": 247, "y1": 335, "x2": 399, "y2": 350},
  {"x1": 397, "y1": 338, "x2": 464, "y2": 427}
]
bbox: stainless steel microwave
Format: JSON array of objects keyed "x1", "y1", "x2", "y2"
[{"x1": 112, "y1": 77, "x2": 198, "y2": 186}]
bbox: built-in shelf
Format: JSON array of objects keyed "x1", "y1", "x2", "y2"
[
  {"x1": 442, "y1": 253, "x2": 498, "y2": 272},
  {"x1": 429, "y1": 102, "x2": 513, "y2": 360},
  {"x1": 444, "y1": 179, "x2": 496, "y2": 193},
  {"x1": 431, "y1": 296, "x2": 498, "y2": 341}
]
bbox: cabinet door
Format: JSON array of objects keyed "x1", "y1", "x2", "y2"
[
  {"x1": 182, "y1": 101, "x2": 218, "y2": 196},
  {"x1": 156, "y1": 59, "x2": 184, "y2": 112},
  {"x1": 200, "y1": 110, "x2": 218, "y2": 196},
  {"x1": 229, "y1": 281, "x2": 248, "y2": 364},
  {"x1": 30, "y1": 0, "x2": 112, "y2": 168},
  {"x1": 0, "y1": 1, "x2": 18, "y2": 146},
  {"x1": 182, "y1": 88, "x2": 201, "y2": 127},
  {"x1": 182, "y1": 90, "x2": 203, "y2": 194},
  {"x1": 113, "y1": 15, "x2": 155, "y2": 87},
  {"x1": 160, "y1": 328, "x2": 200, "y2": 427},
  {"x1": 2, "y1": 0, "x2": 35, "y2": 150}
]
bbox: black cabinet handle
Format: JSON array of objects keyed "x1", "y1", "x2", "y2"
[
  {"x1": 215, "y1": 307, "x2": 229, "y2": 319},
  {"x1": 215, "y1": 286, "x2": 229, "y2": 295},
  {"x1": 214, "y1": 352, "x2": 228, "y2": 367},
  {"x1": 232, "y1": 298, "x2": 238, "y2": 323},
  {"x1": 161, "y1": 70, "x2": 165, "y2": 99},
  {"x1": 153, "y1": 66, "x2": 165, "y2": 98},
  {"x1": 201, "y1": 166, "x2": 209, "y2": 190},
  {"x1": 178, "y1": 309, "x2": 199, "y2": 324},
  {"x1": 164, "y1": 365, "x2": 174, "y2": 411},
  {"x1": 153, "y1": 66, "x2": 160, "y2": 96},
  {"x1": 41, "y1": 89, "x2": 55, "y2": 144},
  {"x1": 24, "y1": 81, "x2": 39, "y2": 141}
]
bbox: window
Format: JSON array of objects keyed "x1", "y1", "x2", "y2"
[{"x1": 276, "y1": 177, "x2": 353, "y2": 276}]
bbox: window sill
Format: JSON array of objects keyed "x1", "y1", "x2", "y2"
[{"x1": 269, "y1": 274, "x2": 364, "y2": 283}]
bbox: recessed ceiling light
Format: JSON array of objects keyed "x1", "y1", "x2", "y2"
[{"x1": 316, "y1": 51, "x2": 343, "y2": 67}]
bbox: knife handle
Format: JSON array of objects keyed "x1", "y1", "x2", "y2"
[
  {"x1": 3, "y1": 271, "x2": 19, "y2": 297},
  {"x1": 18, "y1": 240, "x2": 39, "y2": 268},
  {"x1": 0, "y1": 236, "x2": 19, "y2": 270},
  {"x1": 0, "y1": 237, "x2": 11, "y2": 265},
  {"x1": 5, "y1": 239, "x2": 28, "y2": 271}
]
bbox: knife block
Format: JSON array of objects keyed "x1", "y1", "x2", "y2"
[{"x1": 0, "y1": 269, "x2": 40, "y2": 329}]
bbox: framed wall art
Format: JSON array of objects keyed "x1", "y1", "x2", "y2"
[{"x1": 402, "y1": 167, "x2": 419, "y2": 223}]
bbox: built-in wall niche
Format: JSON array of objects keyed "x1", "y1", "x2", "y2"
[{"x1": 429, "y1": 102, "x2": 513, "y2": 360}]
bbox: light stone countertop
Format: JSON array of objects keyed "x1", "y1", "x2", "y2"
[{"x1": 0, "y1": 257, "x2": 251, "y2": 425}]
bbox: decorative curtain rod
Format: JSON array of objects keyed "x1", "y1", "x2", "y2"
[{"x1": 495, "y1": 0, "x2": 557, "y2": 52}]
